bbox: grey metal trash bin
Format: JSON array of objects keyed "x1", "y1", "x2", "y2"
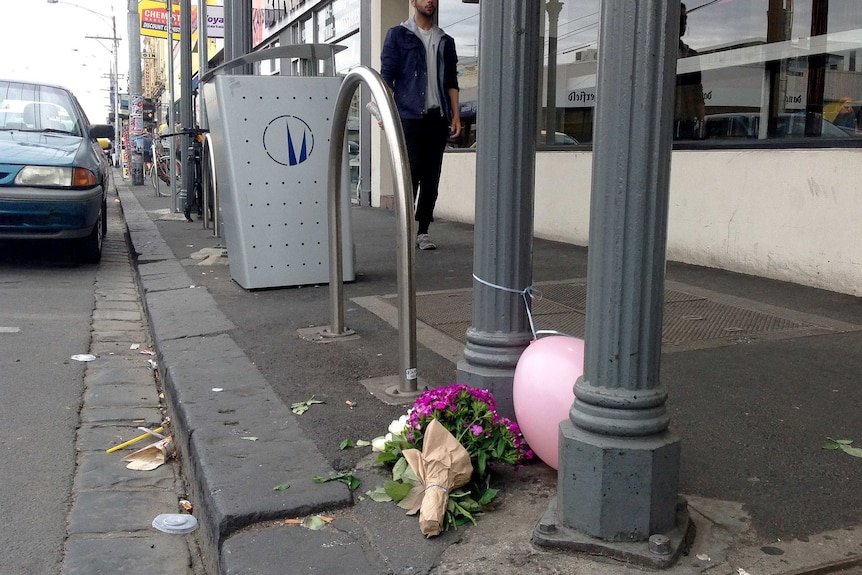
[{"x1": 202, "y1": 45, "x2": 354, "y2": 290}]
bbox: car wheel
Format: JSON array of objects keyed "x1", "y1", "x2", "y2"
[{"x1": 78, "y1": 208, "x2": 103, "y2": 264}]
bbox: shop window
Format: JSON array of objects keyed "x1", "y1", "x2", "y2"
[{"x1": 439, "y1": 0, "x2": 862, "y2": 148}]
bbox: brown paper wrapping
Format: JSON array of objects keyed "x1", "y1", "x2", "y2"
[
  {"x1": 402, "y1": 419, "x2": 473, "y2": 537},
  {"x1": 122, "y1": 437, "x2": 175, "y2": 470}
]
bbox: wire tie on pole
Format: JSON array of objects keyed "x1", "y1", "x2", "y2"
[{"x1": 472, "y1": 274, "x2": 542, "y2": 340}]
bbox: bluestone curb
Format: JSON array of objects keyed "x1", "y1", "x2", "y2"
[{"x1": 117, "y1": 186, "x2": 352, "y2": 575}]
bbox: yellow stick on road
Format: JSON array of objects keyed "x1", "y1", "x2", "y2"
[{"x1": 106, "y1": 427, "x2": 165, "y2": 454}]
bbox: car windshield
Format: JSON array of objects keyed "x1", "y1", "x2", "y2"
[{"x1": 0, "y1": 80, "x2": 82, "y2": 136}]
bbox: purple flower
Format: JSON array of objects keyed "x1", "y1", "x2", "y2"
[{"x1": 400, "y1": 383, "x2": 534, "y2": 471}]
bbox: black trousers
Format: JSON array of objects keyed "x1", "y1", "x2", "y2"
[{"x1": 401, "y1": 114, "x2": 450, "y2": 233}]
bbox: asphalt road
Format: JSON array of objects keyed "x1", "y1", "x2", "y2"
[{"x1": 0, "y1": 240, "x2": 98, "y2": 575}]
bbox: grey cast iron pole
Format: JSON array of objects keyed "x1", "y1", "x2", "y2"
[
  {"x1": 534, "y1": 2, "x2": 692, "y2": 567},
  {"x1": 197, "y1": 0, "x2": 209, "y2": 130},
  {"x1": 225, "y1": 1, "x2": 253, "y2": 74},
  {"x1": 128, "y1": 0, "x2": 143, "y2": 185},
  {"x1": 180, "y1": 0, "x2": 193, "y2": 213},
  {"x1": 455, "y1": 0, "x2": 541, "y2": 420},
  {"x1": 544, "y1": 0, "x2": 563, "y2": 145}
]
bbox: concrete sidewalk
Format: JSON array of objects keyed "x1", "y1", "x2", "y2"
[{"x1": 116, "y1": 172, "x2": 862, "y2": 575}]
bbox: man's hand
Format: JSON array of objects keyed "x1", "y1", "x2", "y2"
[{"x1": 450, "y1": 116, "x2": 462, "y2": 139}]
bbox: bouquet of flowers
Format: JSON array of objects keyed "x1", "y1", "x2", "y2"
[{"x1": 367, "y1": 384, "x2": 533, "y2": 535}]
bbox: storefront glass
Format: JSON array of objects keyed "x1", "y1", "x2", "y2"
[{"x1": 439, "y1": 0, "x2": 862, "y2": 147}]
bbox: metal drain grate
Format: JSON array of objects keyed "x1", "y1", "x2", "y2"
[
  {"x1": 662, "y1": 298, "x2": 804, "y2": 344},
  {"x1": 405, "y1": 282, "x2": 833, "y2": 351}
]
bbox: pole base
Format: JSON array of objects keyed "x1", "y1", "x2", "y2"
[
  {"x1": 533, "y1": 496, "x2": 695, "y2": 569},
  {"x1": 360, "y1": 375, "x2": 429, "y2": 406},
  {"x1": 296, "y1": 325, "x2": 359, "y2": 343}
]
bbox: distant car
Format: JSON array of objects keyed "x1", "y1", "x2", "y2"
[
  {"x1": 0, "y1": 79, "x2": 114, "y2": 262},
  {"x1": 704, "y1": 112, "x2": 849, "y2": 140},
  {"x1": 470, "y1": 130, "x2": 579, "y2": 148},
  {"x1": 539, "y1": 130, "x2": 580, "y2": 145}
]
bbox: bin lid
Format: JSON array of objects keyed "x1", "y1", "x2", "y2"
[{"x1": 201, "y1": 44, "x2": 346, "y2": 83}]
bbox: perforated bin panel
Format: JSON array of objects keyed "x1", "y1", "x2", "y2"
[{"x1": 204, "y1": 75, "x2": 354, "y2": 289}]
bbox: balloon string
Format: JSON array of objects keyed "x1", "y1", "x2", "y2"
[
  {"x1": 471, "y1": 274, "x2": 541, "y2": 340},
  {"x1": 471, "y1": 274, "x2": 574, "y2": 340}
]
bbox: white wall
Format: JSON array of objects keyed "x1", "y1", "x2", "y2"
[{"x1": 433, "y1": 149, "x2": 862, "y2": 297}]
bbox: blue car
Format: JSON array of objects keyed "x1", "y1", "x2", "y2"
[{"x1": 0, "y1": 79, "x2": 114, "y2": 263}]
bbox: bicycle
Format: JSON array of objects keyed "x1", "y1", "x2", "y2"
[
  {"x1": 160, "y1": 128, "x2": 210, "y2": 222},
  {"x1": 150, "y1": 136, "x2": 174, "y2": 197}
]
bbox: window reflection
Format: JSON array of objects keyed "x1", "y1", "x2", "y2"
[{"x1": 438, "y1": 0, "x2": 862, "y2": 146}]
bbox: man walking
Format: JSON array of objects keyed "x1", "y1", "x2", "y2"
[{"x1": 381, "y1": 0, "x2": 461, "y2": 250}]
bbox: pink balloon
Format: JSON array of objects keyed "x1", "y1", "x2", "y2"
[{"x1": 513, "y1": 336, "x2": 585, "y2": 469}]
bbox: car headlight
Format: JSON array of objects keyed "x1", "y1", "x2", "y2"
[{"x1": 14, "y1": 166, "x2": 98, "y2": 187}]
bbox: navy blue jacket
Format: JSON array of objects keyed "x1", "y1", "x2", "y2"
[{"x1": 380, "y1": 20, "x2": 459, "y2": 121}]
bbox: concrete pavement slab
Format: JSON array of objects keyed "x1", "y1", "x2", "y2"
[
  {"x1": 63, "y1": 534, "x2": 196, "y2": 575},
  {"x1": 68, "y1": 490, "x2": 182, "y2": 534},
  {"x1": 73, "y1": 452, "x2": 177, "y2": 491}
]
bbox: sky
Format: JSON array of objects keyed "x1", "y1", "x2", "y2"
[{"x1": 0, "y1": 0, "x2": 130, "y2": 124}]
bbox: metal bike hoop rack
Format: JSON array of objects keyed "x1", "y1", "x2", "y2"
[
  {"x1": 201, "y1": 132, "x2": 220, "y2": 237},
  {"x1": 326, "y1": 65, "x2": 420, "y2": 396}
]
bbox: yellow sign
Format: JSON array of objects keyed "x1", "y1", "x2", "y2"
[{"x1": 140, "y1": 1, "x2": 209, "y2": 39}]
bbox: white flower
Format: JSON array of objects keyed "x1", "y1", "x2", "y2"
[
  {"x1": 371, "y1": 433, "x2": 393, "y2": 452},
  {"x1": 388, "y1": 414, "x2": 409, "y2": 437}
]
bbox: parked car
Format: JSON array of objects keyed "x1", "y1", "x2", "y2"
[
  {"x1": 539, "y1": 130, "x2": 580, "y2": 145},
  {"x1": 470, "y1": 130, "x2": 579, "y2": 148},
  {"x1": 704, "y1": 112, "x2": 849, "y2": 140},
  {"x1": 0, "y1": 79, "x2": 114, "y2": 262}
]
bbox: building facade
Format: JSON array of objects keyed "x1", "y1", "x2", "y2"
[{"x1": 242, "y1": 0, "x2": 861, "y2": 296}]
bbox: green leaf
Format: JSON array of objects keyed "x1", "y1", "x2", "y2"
[
  {"x1": 477, "y1": 450, "x2": 488, "y2": 477},
  {"x1": 392, "y1": 457, "x2": 409, "y2": 481},
  {"x1": 291, "y1": 396, "x2": 325, "y2": 415},
  {"x1": 344, "y1": 475, "x2": 361, "y2": 491},
  {"x1": 384, "y1": 480, "x2": 414, "y2": 502},
  {"x1": 355, "y1": 439, "x2": 371, "y2": 447},
  {"x1": 273, "y1": 483, "x2": 291, "y2": 491},
  {"x1": 373, "y1": 451, "x2": 400, "y2": 465},
  {"x1": 478, "y1": 487, "x2": 499, "y2": 505},
  {"x1": 839, "y1": 444, "x2": 862, "y2": 458},
  {"x1": 314, "y1": 471, "x2": 361, "y2": 491},
  {"x1": 339, "y1": 439, "x2": 353, "y2": 450},
  {"x1": 305, "y1": 515, "x2": 327, "y2": 530},
  {"x1": 450, "y1": 499, "x2": 477, "y2": 525},
  {"x1": 366, "y1": 486, "x2": 393, "y2": 502}
]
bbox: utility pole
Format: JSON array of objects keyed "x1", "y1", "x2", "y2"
[
  {"x1": 128, "y1": 0, "x2": 144, "y2": 185},
  {"x1": 84, "y1": 17, "x2": 122, "y2": 167},
  {"x1": 47, "y1": 1, "x2": 122, "y2": 167},
  {"x1": 112, "y1": 13, "x2": 121, "y2": 168}
]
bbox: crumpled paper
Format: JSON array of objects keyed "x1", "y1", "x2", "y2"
[
  {"x1": 122, "y1": 436, "x2": 175, "y2": 470},
  {"x1": 401, "y1": 419, "x2": 473, "y2": 537}
]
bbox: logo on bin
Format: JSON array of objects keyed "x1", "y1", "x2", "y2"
[{"x1": 263, "y1": 115, "x2": 315, "y2": 167}]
